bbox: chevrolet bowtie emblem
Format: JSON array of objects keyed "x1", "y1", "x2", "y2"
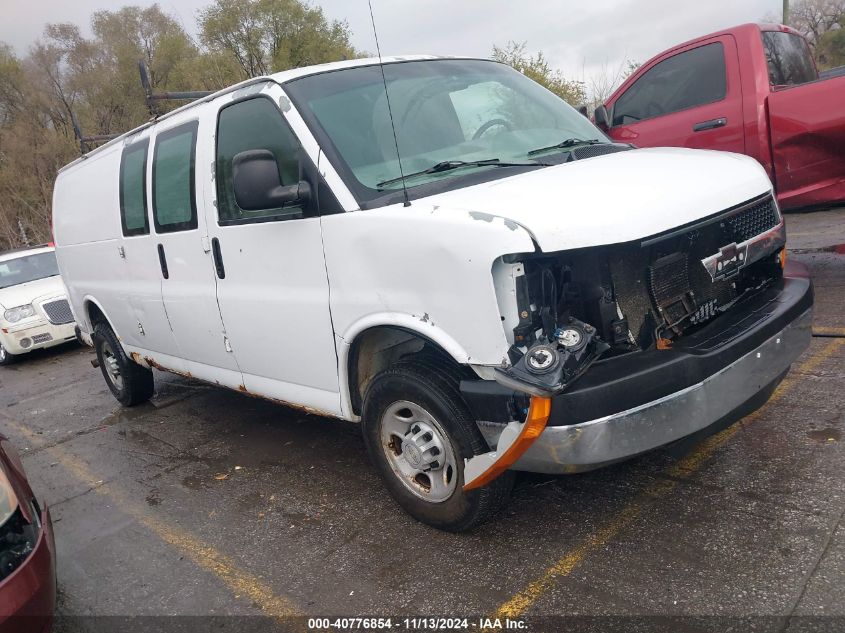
[{"x1": 702, "y1": 242, "x2": 749, "y2": 281}]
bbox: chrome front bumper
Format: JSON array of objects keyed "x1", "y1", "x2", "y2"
[{"x1": 512, "y1": 308, "x2": 813, "y2": 474}]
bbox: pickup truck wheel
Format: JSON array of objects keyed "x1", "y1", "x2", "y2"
[
  {"x1": 94, "y1": 323, "x2": 154, "y2": 406},
  {"x1": 362, "y1": 359, "x2": 513, "y2": 531},
  {"x1": 0, "y1": 343, "x2": 17, "y2": 366}
]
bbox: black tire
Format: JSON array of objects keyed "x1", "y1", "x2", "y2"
[
  {"x1": 0, "y1": 342, "x2": 17, "y2": 366},
  {"x1": 362, "y1": 355, "x2": 513, "y2": 531},
  {"x1": 93, "y1": 322, "x2": 154, "y2": 406}
]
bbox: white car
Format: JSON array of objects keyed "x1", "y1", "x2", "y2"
[
  {"x1": 52, "y1": 56, "x2": 812, "y2": 530},
  {"x1": 0, "y1": 246, "x2": 77, "y2": 365}
]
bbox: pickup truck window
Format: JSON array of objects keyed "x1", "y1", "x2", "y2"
[
  {"x1": 612, "y1": 43, "x2": 726, "y2": 126},
  {"x1": 215, "y1": 96, "x2": 303, "y2": 223},
  {"x1": 762, "y1": 31, "x2": 818, "y2": 86},
  {"x1": 119, "y1": 139, "x2": 149, "y2": 237},
  {"x1": 285, "y1": 59, "x2": 605, "y2": 206},
  {"x1": 152, "y1": 121, "x2": 199, "y2": 233}
]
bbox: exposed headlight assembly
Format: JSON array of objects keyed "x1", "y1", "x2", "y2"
[{"x1": 3, "y1": 304, "x2": 36, "y2": 323}]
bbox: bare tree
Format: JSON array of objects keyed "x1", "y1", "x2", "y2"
[
  {"x1": 788, "y1": 0, "x2": 845, "y2": 47},
  {"x1": 581, "y1": 59, "x2": 639, "y2": 113}
]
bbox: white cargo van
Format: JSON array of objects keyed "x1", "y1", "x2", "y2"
[{"x1": 53, "y1": 56, "x2": 812, "y2": 530}]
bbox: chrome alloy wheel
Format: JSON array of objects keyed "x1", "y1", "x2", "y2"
[
  {"x1": 101, "y1": 340, "x2": 123, "y2": 391},
  {"x1": 0, "y1": 344, "x2": 6, "y2": 362},
  {"x1": 380, "y1": 400, "x2": 458, "y2": 502}
]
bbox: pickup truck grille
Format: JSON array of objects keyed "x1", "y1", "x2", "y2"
[{"x1": 41, "y1": 298, "x2": 74, "y2": 325}]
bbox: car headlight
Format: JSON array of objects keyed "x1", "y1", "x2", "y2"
[{"x1": 3, "y1": 305, "x2": 36, "y2": 323}]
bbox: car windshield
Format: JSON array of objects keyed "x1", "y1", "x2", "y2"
[
  {"x1": 285, "y1": 59, "x2": 608, "y2": 204},
  {"x1": 0, "y1": 252, "x2": 60, "y2": 290}
]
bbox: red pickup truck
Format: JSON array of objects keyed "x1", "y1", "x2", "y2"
[{"x1": 594, "y1": 23, "x2": 845, "y2": 210}]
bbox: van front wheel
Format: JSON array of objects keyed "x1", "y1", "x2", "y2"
[
  {"x1": 362, "y1": 359, "x2": 513, "y2": 531},
  {"x1": 94, "y1": 323, "x2": 154, "y2": 406}
]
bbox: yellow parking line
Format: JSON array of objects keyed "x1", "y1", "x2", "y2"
[
  {"x1": 3, "y1": 416, "x2": 299, "y2": 619},
  {"x1": 495, "y1": 337, "x2": 845, "y2": 619}
]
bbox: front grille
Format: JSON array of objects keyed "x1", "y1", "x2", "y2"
[
  {"x1": 649, "y1": 252, "x2": 693, "y2": 325},
  {"x1": 32, "y1": 333, "x2": 53, "y2": 344},
  {"x1": 610, "y1": 194, "x2": 782, "y2": 345},
  {"x1": 725, "y1": 196, "x2": 779, "y2": 243},
  {"x1": 41, "y1": 298, "x2": 74, "y2": 325}
]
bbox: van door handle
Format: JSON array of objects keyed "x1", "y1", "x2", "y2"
[
  {"x1": 211, "y1": 237, "x2": 225, "y2": 279},
  {"x1": 157, "y1": 244, "x2": 169, "y2": 280},
  {"x1": 693, "y1": 117, "x2": 727, "y2": 132}
]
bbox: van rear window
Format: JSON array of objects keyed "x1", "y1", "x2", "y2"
[
  {"x1": 119, "y1": 140, "x2": 149, "y2": 236},
  {"x1": 152, "y1": 121, "x2": 198, "y2": 233}
]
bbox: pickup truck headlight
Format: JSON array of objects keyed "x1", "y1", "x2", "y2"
[{"x1": 3, "y1": 305, "x2": 36, "y2": 323}]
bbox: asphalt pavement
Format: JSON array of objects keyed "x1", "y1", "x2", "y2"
[{"x1": 1, "y1": 208, "x2": 843, "y2": 633}]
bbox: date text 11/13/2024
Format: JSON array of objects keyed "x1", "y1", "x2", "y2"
[{"x1": 306, "y1": 617, "x2": 527, "y2": 630}]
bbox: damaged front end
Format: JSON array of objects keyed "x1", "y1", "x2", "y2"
[
  {"x1": 464, "y1": 193, "x2": 787, "y2": 489},
  {"x1": 491, "y1": 193, "x2": 786, "y2": 398}
]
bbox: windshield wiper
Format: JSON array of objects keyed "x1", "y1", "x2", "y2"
[
  {"x1": 527, "y1": 138, "x2": 605, "y2": 156},
  {"x1": 376, "y1": 158, "x2": 548, "y2": 189}
]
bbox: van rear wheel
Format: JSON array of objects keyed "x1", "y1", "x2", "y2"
[
  {"x1": 361, "y1": 358, "x2": 513, "y2": 531},
  {"x1": 94, "y1": 323, "x2": 154, "y2": 406}
]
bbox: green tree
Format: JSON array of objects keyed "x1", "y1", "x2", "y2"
[
  {"x1": 0, "y1": 4, "x2": 199, "y2": 249},
  {"x1": 491, "y1": 41, "x2": 586, "y2": 106},
  {"x1": 198, "y1": 0, "x2": 360, "y2": 80},
  {"x1": 816, "y1": 24, "x2": 845, "y2": 68}
]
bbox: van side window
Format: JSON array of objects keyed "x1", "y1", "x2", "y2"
[
  {"x1": 152, "y1": 121, "x2": 199, "y2": 233},
  {"x1": 612, "y1": 43, "x2": 726, "y2": 126},
  {"x1": 215, "y1": 97, "x2": 303, "y2": 223},
  {"x1": 119, "y1": 139, "x2": 150, "y2": 236}
]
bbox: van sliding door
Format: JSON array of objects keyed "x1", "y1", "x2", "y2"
[{"x1": 149, "y1": 114, "x2": 243, "y2": 388}]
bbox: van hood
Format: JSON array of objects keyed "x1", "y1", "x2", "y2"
[
  {"x1": 0, "y1": 275, "x2": 65, "y2": 311},
  {"x1": 422, "y1": 147, "x2": 773, "y2": 252}
]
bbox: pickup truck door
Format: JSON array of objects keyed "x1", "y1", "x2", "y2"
[
  {"x1": 604, "y1": 36, "x2": 745, "y2": 154},
  {"x1": 147, "y1": 114, "x2": 243, "y2": 387},
  {"x1": 766, "y1": 77, "x2": 845, "y2": 207},
  {"x1": 201, "y1": 86, "x2": 341, "y2": 415}
]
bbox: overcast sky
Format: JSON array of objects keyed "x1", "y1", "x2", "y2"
[{"x1": 2, "y1": 0, "x2": 785, "y2": 79}]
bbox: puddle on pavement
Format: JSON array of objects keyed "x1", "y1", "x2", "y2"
[{"x1": 807, "y1": 428, "x2": 842, "y2": 442}]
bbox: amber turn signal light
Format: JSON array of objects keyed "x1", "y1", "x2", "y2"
[{"x1": 463, "y1": 396, "x2": 552, "y2": 491}]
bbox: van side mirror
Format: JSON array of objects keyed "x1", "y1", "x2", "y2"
[
  {"x1": 232, "y1": 149, "x2": 311, "y2": 212},
  {"x1": 594, "y1": 105, "x2": 610, "y2": 130}
]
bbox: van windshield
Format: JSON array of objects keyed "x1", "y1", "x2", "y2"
[
  {"x1": 0, "y1": 252, "x2": 60, "y2": 290},
  {"x1": 285, "y1": 59, "x2": 607, "y2": 205}
]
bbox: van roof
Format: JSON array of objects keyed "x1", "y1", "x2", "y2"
[{"x1": 58, "y1": 54, "x2": 454, "y2": 173}]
